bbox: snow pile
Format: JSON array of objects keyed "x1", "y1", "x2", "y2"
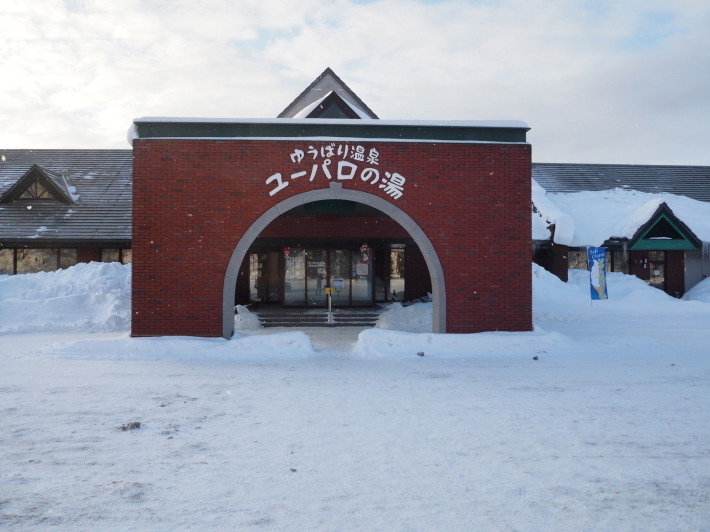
[
  {"x1": 234, "y1": 304, "x2": 262, "y2": 330},
  {"x1": 682, "y1": 276, "x2": 710, "y2": 303},
  {"x1": 532, "y1": 263, "x2": 590, "y2": 320},
  {"x1": 42, "y1": 331, "x2": 314, "y2": 361},
  {"x1": 533, "y1": 262, "x2": 674, "y2": 318},
  {"x1": 0, "y1": 262, "x2": 131, "y2": 334},
  {"x1": 7, "y1": 261, "x2": 710, "y2": 363},
  {"x1": 533, "y1": 264, "x2": 710, "y2": 324},
  {"x1": 375, "y1": 302, "x2": 432, "y2": 332}
]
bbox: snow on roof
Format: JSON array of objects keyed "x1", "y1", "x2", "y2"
[
  {"x1": 533, "y1": 183, "x2": 710, "y2": 246},
  {"x1": 532, "y1": 179, "x2": 573, "y2": 244},
  {"x1": 132, "y1": 117, "x2": 529, "y2": 128}
]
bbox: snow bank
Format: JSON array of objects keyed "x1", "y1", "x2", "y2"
[
  {"x1": 0, "y1": 262, "x2": 131, "y2": 334},
  {"x1": 682, "y1": 276, "x2": 710, "y2": 303},
  {"x1": 375, "y1": 302, "x2": 432, "y2": 332},
  {"x1": 8, "y1": 261, "x2": 710, "y2": 362},
  {"x1": 41, "y1": 331, "x2": 314, "y2": 361},
  {"x1": 532, "y1": 264, "x2": 710, "y2": 323}
]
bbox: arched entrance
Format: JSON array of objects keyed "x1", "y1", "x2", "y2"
[{"x1": 222, "y1": 183, "x2": 446, "y2": 338}]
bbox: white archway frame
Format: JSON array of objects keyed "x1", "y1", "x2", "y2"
[{"x1": 222, "y1": 183, "x2": 446, "y2": 338}]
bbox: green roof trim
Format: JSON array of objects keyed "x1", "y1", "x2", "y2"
[
  {"x1": 630, "y1": 213, "x2": 700, "y2": 251},
  {"x1": 133, "y1": 119, "x2": 529, "y2": 143}
]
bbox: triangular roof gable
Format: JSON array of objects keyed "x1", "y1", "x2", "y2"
[
  {"x1": 629, "y1": 203, "x2": 701, "y2": 250},
  {"x1": 0, "y1": 164, "x2": 74, "y2": 204},
  {"x1": 296, "y1": 91, "x2": 367, "y2": 119},
  {"x1": 278, "y1": 67, "x2": 378, "y2": 119}
]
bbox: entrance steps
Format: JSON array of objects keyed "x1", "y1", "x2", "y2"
[{"x1": 252, "y1": 307, "x2": 383, "y2": 328}]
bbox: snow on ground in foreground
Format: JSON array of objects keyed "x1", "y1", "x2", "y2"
[
  {"x1": 2, "y1": 264, "x2": 710, "y2": 529},
  {"x1": 0, "y1": 262, "x2": 130, "y2": 334}
]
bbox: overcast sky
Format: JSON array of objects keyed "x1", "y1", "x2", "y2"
[{"x1": 2, "y1": 0, "x2": 709, "y2": 165}]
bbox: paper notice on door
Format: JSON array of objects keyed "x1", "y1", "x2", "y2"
[{"x1": 356, "y1": 263, "x2": 368, "y2": 276}]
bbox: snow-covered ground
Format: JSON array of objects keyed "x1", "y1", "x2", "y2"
[{"x1": 2, "y1": 263, "x2": 710, "y2": 530}]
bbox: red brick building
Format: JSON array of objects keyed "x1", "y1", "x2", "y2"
[{"x1": 129, "y1": 70, "x2": 533, "y2": 338}]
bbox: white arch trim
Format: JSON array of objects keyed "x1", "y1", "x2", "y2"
[{"x1": 222, "y1": 183, "x2": 446, "y2": 338}]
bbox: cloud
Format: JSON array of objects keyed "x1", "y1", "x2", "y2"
[{"x1": 1, "y1": 0, "x2": 709, "y2": 165}]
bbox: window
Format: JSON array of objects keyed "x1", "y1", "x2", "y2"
[
  {"x1": 59, "y1": 249, "x2": 78, "y2": 270},
  {"x1": 16, "y1": 249, "x2": 57, "y2": 274},
  {"x1": 568, "y1": 250, "x2": 588, "y2": 270},
  {"x1": 101, "y1": 249, "x2": 120, "y2": 263},
  {"x1": 18, "y1": 180, "x2": 55, "y2": 200},
  {"x1": 611, "y1": 251, "x2": 629, "y2": 274},
  {"x1": 648, "y1": 251, "x2": 666, "y2": 290},
  {"x1": 389, "y1": 250, "x2": 405, "y2": 301},
  {"x1": 0, "y1": 249, "x2": 13, "y2": 275},
  {"x1": 121, "y1": 249, "x2": 132, "y2": 264}
]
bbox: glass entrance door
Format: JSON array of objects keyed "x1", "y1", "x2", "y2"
[
  {"x1": 306, "y1": 249, "x2": 327, "y2": 307},
  {"x1": 329, "y1": 249, "x2": 350, "y2": 308},
  {"x1": 283, "y1": 247, "x2": 306, "y2": 306},
  {"x1": 351, "y1": 249, "x2": 373, "y2": 306},
  {"x1": 283, "y1": 247, "x2": 374, "y2": 307},
  {"x1": 648, "y1": 251, "x2": 666, "y2": 291}
]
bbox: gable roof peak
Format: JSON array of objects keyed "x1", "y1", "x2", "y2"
[
  {"x1": 278, "y1": 67, "x2": 378, "y2": 119},
  {"x1": 0, "y1": 163, "x2": 75, "y2": 204}
]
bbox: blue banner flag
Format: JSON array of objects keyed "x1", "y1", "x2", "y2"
[{"x1": 587, "y1": 247, "x2": 608, "y2": 300}]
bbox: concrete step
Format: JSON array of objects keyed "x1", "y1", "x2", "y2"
[{"x1": 254, "y1": 308, "x2": 383, "y2": 328}]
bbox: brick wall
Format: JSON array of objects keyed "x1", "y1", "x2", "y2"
[{"x1": 132, "y1": 139, "x2": 532, "y2": 336}]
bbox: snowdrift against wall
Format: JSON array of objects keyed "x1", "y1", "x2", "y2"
[{"x1": 0, "y1": 262, "x2": 131, "y2": 334}]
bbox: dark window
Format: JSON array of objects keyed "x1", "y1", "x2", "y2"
[
  {"x1": 101, "y1": 249, "x2": 120, "y2": 263},
  {"x1": 17, "y1": 249, "x2": 57, "y2": 274},
  {"x1": 611, "y1": 251, "x2": 629, "y2": 274},
  {"x1": 648, "y1": 251, "x2": 666, "y2": 289},
  {"x1": 18, "y1": 181, "x2": 55, "y2": 200},
  {"x1": 568, "y1": 250, "x2": 588, "y2": 270},
  {"x1": 59, "y1": 249, "x2": 78, "y2": 270},
  {"x1": 389, "y1": 250, "x2": 405, "y2": 301},
  {"x1": 644, "y1": 218, "x2": 683, "y2": 240},
  {"x1": 0, "y1": 249, "x2": 14, "y2": 275}
]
